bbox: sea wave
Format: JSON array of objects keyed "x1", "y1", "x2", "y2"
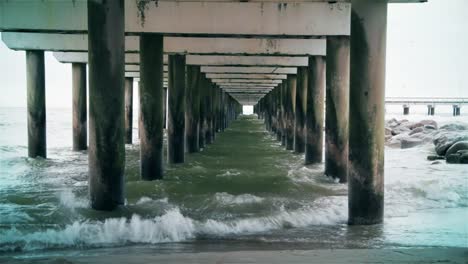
[
  {"x1": 214, "y1": 192, "x2": 264, "y2": 205},
  {"x1": 0, "y1": 197, "x2": 347, "y2": 252}
]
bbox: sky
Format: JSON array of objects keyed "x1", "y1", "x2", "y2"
[{"x1": 0, "y1": 0, "x2": 467, "y2": 108}]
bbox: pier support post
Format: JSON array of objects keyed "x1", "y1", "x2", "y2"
[
  {"x1": 88, "y1": 0, "x2": 125, "y2": 210},
  {"x1": 26, "y1": 50, "x2": 46, "y2": 158},
  {"x1": 325, "y1": 37, "x2": 350, "y2": 182},
  {"x1": 139, "y1": 34, "x2": 164, "y2": 180},
  {"x1": 305, "y1": 56, "x2": 325, "y2": 164},
  {"x1": 199, "y1": 76, "x2": 207, "y2": 149},
  {"x1": 403, "y1": 105, "x2": 409, "y2": 115},
  {"x1": 72, "y1": 63, "x2": 87, "y2": 151},
  {"x1": 349, "y1": 0, "x2": 387, "y2": 225},
  {"x1": 294, "y1": 67, "x2": 307, "y2": 153},
  {"x1": 163, "y1": 88, "x2": 167, "y2": 129},
  {"x1": 285, "y1": 75, "x2": 297, "y2": 150},
  {"x1": 205, "y1": 82, "x2": 214, "y2": 144},
  {"x1": 280, "y1": 83, "x2": 287, "y2": 146},
  {"x1": 276, "y1": 85, "x2": 283, "y2": 142},
  {"x1": 168, "y1": 54, "x2": 186, "y2": 164},
  {"x1": 186, "y1": 65, "x2": 201, "y2": 153},
  {"x1": 124, "y1": 77, "x2": 133, "y2": 144},
  {"x1": 427, "y1": 105, "x2": 435, "y2": 116}
]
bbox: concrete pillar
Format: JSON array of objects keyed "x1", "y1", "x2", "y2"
[
  {"x1": 87, "y1": 0, "x2": 125, "y2": 210},
  {"x1": 211, "y1": 85, "x2": 218, "y2": 139},
  {"x1": 139, "y1": 34, "x2": 164, "y2": 180},
  {"x1": 168, "y1": 54, "x2": 186, "y2": 164},
  {"x1": 276, "y1": 85, "x2": 283, "y2": 142},
  {"x1": 349, "y1": 0, "x2": 387, "y2": 225},
  {"x1": 199, "y1": 76, "x2": 207, "y2": 149},
  {"x1": 294, "y1": 67, "x2": 307, "y2": 153},
  {"x1": 285, "y1": 75, "x2": 297, "y2": 150},
  {"x1": 26, "y1": 50, "x2": 46, "y2": 158},
  {"x1": 124, "y1": 77, "x2": 133, "y2": 144},
  {"x1": 72, "y1": 63, "x2": 87, "y2": 151},
  {"x1": 186, "y1": 65, "x2": 201, "y2": 153},
  {"x1": 305, "y1": 56, "x2": 325, "y2": 164},
  {"x1": 456, "y1": 106, "x2": 461, "y2": 116},
  {"x1": 403, "y1": 105, "x2": 409, "y2": 115},
  {"x1": 325, "y1": 36, "x2": 350, "y2": 183},
  {"x1": 427, "y1": 105, "x2": 435, "y2": 116},
  {"x1": 163, "y1": 87, "x2": 167, "y2": 129},
  {"x1": 205, "y1": 82, "x2": 214, "y2": 144},
  {"x1": 280, "y1": 83, "x2": 287, "y2": 146}
]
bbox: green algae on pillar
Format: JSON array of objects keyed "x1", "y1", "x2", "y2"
[
  {"x1": 349, "y1": 0, "x2": 387, "y2": 225},
  {"x1": 26, "y1": 50, "x2": 46, "y2": 158},
  {"x1": 294, "y1": 67, "x2": 307, "y2": 154},
  {"x1": 88, "y1": 0, "x2": 125, "y2": 210},
  {"x1": 285, "y1": 75, "x2": 297, "y2": 150},
  {"x1": 139, "y1": 34, "x2": 164, "y2": 180},
  {"x1": 168, "y1": 55, "x2": 186, "y2": 164},
  {"x1": 72, "y1": 63, "x2": 87, "y2": 151},
  {"x1": 305, "y1": 56, "x2": 325, "y2": 164},
  {"x1": 186, "y1": 65, "x2": 201, "y2": 153},
  {"x1": 325, "y1": 37, "x2": 350, "y2": 183},
  {"x1": 124, "y1": 77, "x2": 133, "y2": 144}
]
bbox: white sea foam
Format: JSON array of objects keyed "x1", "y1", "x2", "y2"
[
  {"x1": 214, "y1": 192, "x2": 264, "y2": 205},
  {"x1": 58, "y1": 189, "x2": 88, "y2": 209},
  {"x1": 0, "y1": 197, "x2": 347, "y2": 252}
]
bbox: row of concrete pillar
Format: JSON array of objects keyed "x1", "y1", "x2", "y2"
[
  {"x1": 255, "y1": 2, "x2": 387, "y2": 226},
  {"x1": 402, "y1": 105, "x2": 462, "y2": 116},
  {"x1": 25, "y1": 40, "x2": 241, "y2": 212}
]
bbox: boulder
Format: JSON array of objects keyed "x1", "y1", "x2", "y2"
[
  {"x1": 445, "y1": 141, "x2": 468, "y2": 157},
  {"x1": 460, "y1": 153, "x2": 468, "y2": 164},
  {"x1": 427, "y1": 155, "x2": 445, "y2": 161},
  {"x1": 446, "y1": 154, "x2": 461, "y2": 164},
  {"x1": 385, "y1": 127, "x2": 393, "y2": 136},
  {"x1": 409, "y1": 127, "x2": 424, "y2": 136},
  {"x1": 440, "y1": 123, "x2": 468, "y2": 131},
  {"x1": 401, "y1": 138, "x2": 424, "y2": 149},
  {"x1": 424, "y1": 125, "x2": 437, "y2": 130},
  {"x1": 433, "y1": 132, "x2": 468, "y2": 156}
]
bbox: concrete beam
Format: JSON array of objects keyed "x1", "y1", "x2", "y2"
[
  {"x1": 0, "y1": 1, "x2": 350, "y2": 36},
  {"x1": 212, "y1": 79, "x2": 282, "y2": 84},
  {"x1": 201, "y1": 66, "x2": 297, "y2": 74},
  {"x1": 2, "y1": 33, "x2": 326, "y2": 56},
  {"x1": 53, "y1": 52, "x2": 308, "y2": 67},
  {"x1": 206, "y1": 74, "x2": 287, "y2": 80}
]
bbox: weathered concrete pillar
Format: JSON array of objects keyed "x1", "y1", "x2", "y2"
[
  {"x1": 403, "y1": 105, "x2": 409, "y2": 115},
  {"x1": 72, "y1": 62, "x2": 87, "y2": 151},
  {"x1": 325, "y1": 37, "x2": 350, "y2": 183},
  {"x1": 280, "y1": 83, "x2": 287, "y2": 146},
  {"x1": 305, "y1": 56, "x2": 325, "y2": 164},
  {"x1": 427, "y1": 105, "x2": 435, "y2": 116},
  {"x1": 285, "y1": 75, "x2": 297, "y2": 150},
  {"x1": 211, "y1": 85, "x2": 218, "y2": 139},
  {"x1": 199, "y1": 76, "x2": 207, "y2": 149},
  {"x1": 163, "y1": 87, "x2": 167, "y2": 129},
  {"x1": 349, "y1": 0, "x2": 387, "y2": 225},
  {"x1": 276, "y1": 85, "x2": 283, "y2": 142},
  {"x1": 205, "y1": 82, "x2": 214, "y2": 144},
  {"x1": 294, "y1": 67, "x2": 307, "y2": 153},
  {"x1": 88, "y1": 0, "x2": 125, "y2": 210},
  {"x1": 139, "y1": 34, "x2": 164, "y2": 180},
  {"x1": 186, "y1": 65, "x2": 201, "y2": 153},
  {"x1": 168, "y1": 55, "x2": 186, "y2": 164},
  {"x1": 124, "y1": 77, "x2": 133, "y2": 144},
  {"x1": 26, "y1": 50, "x2": 46, "y2": 158},
  {"x1": 453, "y1": 105, "x2": 461, "y2": 116}
]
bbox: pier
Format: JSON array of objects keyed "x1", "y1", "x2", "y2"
[
  {"x1": 386, "y1": 97, "x2": 467, "y2": 116},
  {"x1": 0, "y1": 0, "x2": 427, "y2": 225}
]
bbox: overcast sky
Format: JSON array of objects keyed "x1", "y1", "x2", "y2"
[{"x1": 0, "y1": 0, "x2": 466, "y2": 108}]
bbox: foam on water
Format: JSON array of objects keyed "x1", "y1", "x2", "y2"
[{"x1": 214, "y1": 192, "x2": 264, "y2": 205}]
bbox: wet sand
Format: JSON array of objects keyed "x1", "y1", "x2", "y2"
[{"x1": 1, "y1": 248, "x2": 467, "y2": 264}]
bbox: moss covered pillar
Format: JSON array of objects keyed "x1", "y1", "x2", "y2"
[
  {"x1": 349, "y1": 0, "x2": 387, "y2": 225},
  {"x1": 139, "y1": 34, "x2": 164, "y2": 180},
  {"x1": 325, "y1": 36, "x2": 350, "y2": 183},
  {"x1": 305, "y1": 56, "x2": 325, "y2": 164},
  {"x1": 168, "y1": 55, "x2": 186, "y2": 164},
  {"x1": 88, "y1": 0, "x2": 125, "y2": 210},
  {"x1": 294, "y1": 67, "x2": 307, "y2": 154},
  {"x1": 26, "y1": 50, "x2": 46, "y2": 158},
  {"x1": 185, "y1": 65, "x2": 201, "y2": 153},
  {"x1": 72, "y1": 63, "x2": 87, "y2": 151},
  {"x1": 285, "y1": 75, "x2": 297, "y2": 150}
]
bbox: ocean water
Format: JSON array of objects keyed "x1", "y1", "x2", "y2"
[{"x1": 0, "y1": 107, "x2": 467, "y2": 257}]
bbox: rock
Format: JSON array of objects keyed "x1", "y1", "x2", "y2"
[
  {"x1": 401, "y1": 138, "x2": 423, "y2": 149},
  {"x1": 385, "y1": 127, "x2": 392, "y2": 136},
  {"x1": 391, "y1": 126, "x2": 411, "y2": 136},
  {"x1": 409, "y1": 127, "x2": 424, "y2": 136},
  {"x1": 445, "y1": 141, "x2": 468, "y2": 157},
  {"x1": 433, "y1": 132, "x2": 468, "y2": 156},
  {"x1": 440, "y1": 123, "x2": 468, "y2": 131},
  {"x1": 460, "y1": 153, "x2": 468, "y2": 164},
  {"x1": 431, "y1": 161, "x2": 442, "y2": 165},
  {"x1": 427, "y1": 155, "x2": 445, "y2": 161},
  {"x1": 446, "y1": 154, "x2": 461, "y2": 164},
  {"x1": 424, "y1": 125, "x2": 437, "y2": 130}
]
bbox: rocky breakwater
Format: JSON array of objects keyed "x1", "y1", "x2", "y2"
[{"x1": 385, "y1": 119, "x2": 468, "y2": 164}]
